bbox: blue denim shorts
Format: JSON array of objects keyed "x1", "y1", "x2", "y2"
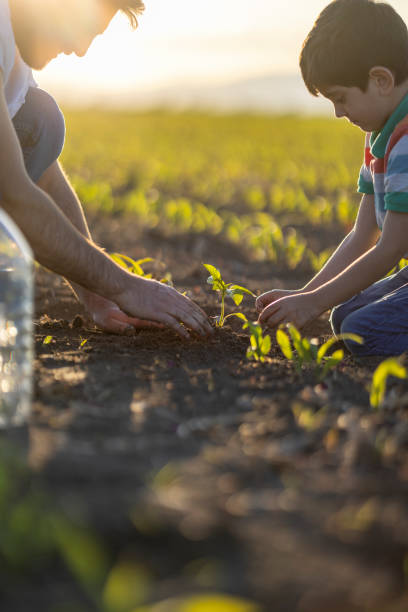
[{"x1": 12, "y1": 87, "x2": 65, "y2": 183}]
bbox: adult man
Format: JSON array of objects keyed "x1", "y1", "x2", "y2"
[{"x1": 0, "y1": 0, "x2": 212, "y2": 338}]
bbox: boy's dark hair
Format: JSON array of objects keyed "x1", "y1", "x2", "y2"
[
  {"x1": 111, "y1": 1, "x2": 145, "y2": 28},
  {"x1": 300, "y1": 0, "x2": 408, "y2": 96}
]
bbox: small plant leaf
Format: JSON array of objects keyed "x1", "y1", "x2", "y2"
[
  {"x1": 276, "y1": 329, "x2": 293, "y2": 360},
  {"x1": 224, "y1": 312, "x2": 247, "y2": 324},
  {"x1": 111, "y1": 253, "x2": 154, "y2": 277},
  {"x1": 229, "y1": 313, "x2": 248, "y2": 323},
  {"x1": 229, "y1": 284, "x2": 256, "y2": 297},
  {"x1": 230, "y1": 293, "x2": 244, "y2": 306},
  {"x1": 317, "y1": 333, "x2": 363, "y2": 364},
  {"x1": 250, "y1": 334, "x2": 258, "y2": 350},
  {"x1": 261, "y1": 335, "x2": 271, "y2": 355},
  {"x1": 203, "y1": 263, "x2": 221, "y2": 281},
  {"x1": 207, "y1": 276, "x2": 225, "y2": 293},
  {"x1": 301, "y1": 337, "x2": 314, "y2": 362},
  {"x1": 288, "y1": 324, "x2": 303, "y2": 354},
  {"x1": 132, "y1": 257, "x2": 154, "y2": 266},
  {"x1": 370, "y1": 358, "x2": 407, "y2": 409},
  {"x1": 319, "y1": 349, "x2": 344, "y2": 379},
  {"x1": 43, "y1": 335, "x2": 53, "y2": 345},
  {"x1": 227, "y1": 285, "x2": 254, "y2": 305}
]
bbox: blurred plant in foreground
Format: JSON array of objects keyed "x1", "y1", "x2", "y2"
[{"x1": 370, "y1": 357, "x2": 407, "y2": 410}]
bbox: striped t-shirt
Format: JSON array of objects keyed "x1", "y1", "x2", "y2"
[{"x1": 358, "y1": 92, "x2": 408, "y2": 230}]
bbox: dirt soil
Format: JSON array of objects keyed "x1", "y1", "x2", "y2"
[{"x1": 3, "y1": 211, "x2": 408, "y2": 612}]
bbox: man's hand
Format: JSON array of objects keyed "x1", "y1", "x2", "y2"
[
  {"x1": 115, "y1": 275, "x2": 213, "y2": 339},
  {"x1": 255, "y1": 288, "x2": 301, "y2": 314},
  {"x1": 83, "y1": 293, "x2": 162, "y2": 334},
  {"x1": 258, "y1": 292, "x2": 321, "y2": 330}
]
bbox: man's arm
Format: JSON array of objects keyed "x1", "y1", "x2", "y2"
[
  {"x1": 37, "y1": 161, "x2": 159, "y2": 334},
  {"x1": 256, "y1": 194, "x2": 380, "y2": 312},
  {"x1": 0, "y1": 77, "x2": 212, "y2": 337},
  {"x1": 259, "y1": 209, "x2": 408, "y2": 329}
]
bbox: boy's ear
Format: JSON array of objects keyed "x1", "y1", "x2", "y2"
[{"x1": 368, "y1": 66, "x2": 395, "y2": 95}]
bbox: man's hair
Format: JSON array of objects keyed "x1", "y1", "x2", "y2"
[
  {"x1": 300, "y1": 0, "x2": 408, "y2": 96},
  {"x1": 111, "y1": 1, "x2": 145, "y2": 28}
]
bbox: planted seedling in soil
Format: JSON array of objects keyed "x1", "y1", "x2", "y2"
[
  {"x1": 203, "y1": 264, "x2": 255, "y2": 327},
  {"x1": 234, "y1": 313, "x2": 271, "y2": 362},
  {"x1": 276, "y1": 324, "x2": 363, "y2": 379}
]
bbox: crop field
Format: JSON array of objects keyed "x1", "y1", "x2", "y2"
[{"x1": 4, "y1": 110, "x2": 408, "y2": 612}]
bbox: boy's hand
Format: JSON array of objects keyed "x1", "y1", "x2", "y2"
[
  {"x1": 255, "y1": 288, "x2": 301, "y2": 313},
  {"x1": 258, "y1": 292, "x2": 321, "y2": 330}
]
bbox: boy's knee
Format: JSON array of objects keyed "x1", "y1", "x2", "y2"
[
  {"x1": 339, "y1": 311, "x2": 366, "y2": 355},
  {"x1": 330, "y1": 304, "x2": 346, "y2": 336}
]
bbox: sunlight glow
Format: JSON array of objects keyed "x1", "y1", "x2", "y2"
[{"x1": 34, "y1": 0, "x2": 408, "y2": 107}]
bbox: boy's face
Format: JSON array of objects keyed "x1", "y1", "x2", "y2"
[
  {"x1": 15, "y1": 0, "x2": 117, "y2": 69},
  {"x1": 321, "y1": 79, "x2": 392, "y2": 132}
]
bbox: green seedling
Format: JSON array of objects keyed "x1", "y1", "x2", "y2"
[
  {"x1": 234, "y1": 313, "x2": 271, "y2": 362},
  {"x1": 111, "y1": 253, "x2": 154, "y2": 278},
  {"x1": 276, "y1": 324, "x2": 363, "y2": 379},
  {"x1": 43, "y1": 335, "x2": 53, "y2": 345},
  {"x1": 79, "y1": 337, "x2": 88, "y2": 349},
  {"x1": 370, "y1": 357, "x2": 407, "y2": 409},
  {"x1": 111, "y1": 252, "x2": 174, "y2": 286},
  {"x1": 203, "y1": 264, "x2": 255, "y2": 327}
]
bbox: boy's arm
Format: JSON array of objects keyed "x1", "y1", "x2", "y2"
[
  {"x1": 0, "y1": 77, "x2": 212, "y2": 337},
  {"x1": 302, "y1": 193, "x2": 380, "y2": 290},
  {"x1": 259, "y1": 209, "x2": 408, "y2": 329},
  {"x1": 256, "y1": 194, "x2": 379, "y2": 312}
]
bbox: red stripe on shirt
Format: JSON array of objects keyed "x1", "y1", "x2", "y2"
[
  {"x1": 384, "y1": 117, "x2": 408, "y2": 170},
  {"x1": 365, "y1": 145, "x2": 374, "y2": 167},
  {"x1": 371, "y1": 157, "x2": 385, "y2": 174}
]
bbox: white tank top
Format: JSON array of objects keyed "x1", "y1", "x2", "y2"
[{"x1": 0, "y1": 0, "x2": 37, "y2": 118}]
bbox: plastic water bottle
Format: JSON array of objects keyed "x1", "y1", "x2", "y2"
[{"x1": 0, "y1": 208, "x2": 33, "y2": 427}]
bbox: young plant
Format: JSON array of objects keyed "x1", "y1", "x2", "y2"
[
  {"x1": 370, "y1": 357, "x2": 407, "y2": 409},
  {"x1": 110, "y1": 253, "x2": 154, "y2": 278},
  {"x1": 234, "y1": 314, "x2": 271, "y2": 362},
  {"x1": 203, "y1": 264, "x2": 255, "y2": 327},
  {"x1": 111, "y1": 253, "x2": 173, "y2": 285},
  {"x1": 276, "y1": 324, "x2": 363, "y2": 379}
]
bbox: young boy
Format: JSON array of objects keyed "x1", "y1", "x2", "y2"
[
  {"x1": 0, "y1": 0, "x2": 212, "y2": 339},
  {"x1": 256, "y1": 0, "x2": 408, "y2": 357}
]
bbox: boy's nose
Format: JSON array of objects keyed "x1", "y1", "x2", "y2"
[{"x1": 334, "y1": 104, "x2": 346, "y2": 119}]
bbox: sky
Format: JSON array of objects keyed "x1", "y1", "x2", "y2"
[{"x1": 34, "y1": 0, "x2": 408, "y2": 107}]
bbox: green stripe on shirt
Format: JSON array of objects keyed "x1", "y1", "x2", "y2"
[
  {"x1": 357, "y1": 176, "x2": 374, "y2": 194},
  {"x1": 385, "y1": 192, "x2": 408, "y2": 211}
]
